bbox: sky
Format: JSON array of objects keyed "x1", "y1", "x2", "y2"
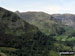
[{"x1": 0, "y1": 0, "x2": 75, "y2": 14}]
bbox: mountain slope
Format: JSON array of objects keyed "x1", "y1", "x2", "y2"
[
  {"x1": 16, "y1": 12, "x2": 75, "y2": 44},
  {"x1": 0, "y1": 7, "x2": 55, "y2": 56},
  {"x1": 51, "y1": 14, "x2": 75, "y2": 28},
  {"x1": 16, "y1": 12, "x2": 53, "y2": 35},
  {"x1": 16, "y1": 12, "x2": 75, "y2": 36},
  {"x1": 0, "y1": 7, "x2": 75, "y2": 56},
  {"x1": 16, "y1": 12, "x2": 65, "y2": 35}
]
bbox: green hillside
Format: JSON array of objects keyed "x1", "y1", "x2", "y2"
[
  {"x1": 16, "y1": 12, "x2": 62, "y2": 35},
  {"x1": 0, "y1": 7, "x2": 75, "y2": 56},
  {"x1": 0, "y1": 7, "x2": 56, "y2": 56},
  {"x1": 16, "y1": 12, "x2": 75, "y2": 41},
  {"x1": 17, "y1": 12, "x2": 74, "y2": 35}
]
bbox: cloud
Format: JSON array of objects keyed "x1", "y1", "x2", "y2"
[
  {"x1": 41, "y1": 5, "x2": 61, "y2": 14},
  {"x1": 0, "y1": 0, "x2": 2, "y2": 3},
  {"x1": 0, "y1": 0, "x2": 75, "y2": 14},
  {"x1": 18, "y1": 5, "x2": 62, "y2": 14}
]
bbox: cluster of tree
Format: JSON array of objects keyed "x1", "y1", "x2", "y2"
[
  {"x1": 0, "y1": 7, "x2": 75, "y2": 56},
  {"x1": 0, "y1": 7, "x2": 56, "y2": 56}
]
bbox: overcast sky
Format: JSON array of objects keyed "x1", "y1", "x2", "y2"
[{"x1": 0, "y1": 0, "x2": 75, "y2": 14}]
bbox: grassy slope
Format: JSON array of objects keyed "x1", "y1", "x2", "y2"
[
  {"x1": 16, "y1": 12, "x2": 75, "y2": 56},
  {"x1": 0, "y1": 7, "x2": 56, "y2": 56},
  {"x1": 17, "y1": 12, "x2": 75, "y2": 40},
  {"x1": 0, "y1": 8, "x2": 75, "y2": 56},
  {"x1": 16, "y1": 12, "x2": 55, "y2": 35}
]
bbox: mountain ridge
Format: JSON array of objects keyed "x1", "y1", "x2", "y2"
[
  {"x1": 0, "y1": 7, "x2": 55, "y2": 56},
  {"x1": 16, "y1": 11, "x2": 75, "y2": 35},
  {"x1": 0, "y1": 7, "x2": 75, "y2": 56}
]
